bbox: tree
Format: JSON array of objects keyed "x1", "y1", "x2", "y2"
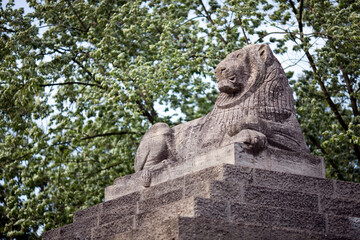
[{"x1": 0, "y1": 0, "x2": 358, "y2": 238}]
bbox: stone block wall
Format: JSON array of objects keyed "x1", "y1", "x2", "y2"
[{"x1": 43, "y1": 163, "x2": 360, "y2": 239}]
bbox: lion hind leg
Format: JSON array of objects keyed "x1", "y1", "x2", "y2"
[{"x1": 135, "y1": 123, "x2": 173, "y2": 172}]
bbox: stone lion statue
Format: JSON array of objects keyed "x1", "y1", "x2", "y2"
[{"x1": 135, "y1": 44, "x2": 309, "y2": 173}]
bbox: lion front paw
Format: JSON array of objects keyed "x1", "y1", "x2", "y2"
[{"x1": 235, "y1": 129, "x2": 268, "y2": 153}]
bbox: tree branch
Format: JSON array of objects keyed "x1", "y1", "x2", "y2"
[
  {"x1": 136, "y1": 100, "x2": 156, "y2": 124},
  {"x1": 0, "y1": 26, "x2": 15, "y2": 33},
  {"x1": 81, "y1": 131, "x2": 136, "y2": 140},
  {"x1": 304, "y1": 51, "x2": 349, "y2": 131},
  {"x1": 289, "y1": 0, "x2": 298, "y2": 14},
  {"x1": 289, "y1": 0, "x2": 360, "y2": 162},
  {"x1": 298, "y1": 0, "x2": 304, "y2": 34},
  {"x1": 198, "y1": 0, "x2": 228, "y2": 45},
  {"x1": 340, "y1": 66, "x2": 359, "y2": 116},
  {"x1": 40, "y1": 82, "x2": 103, "y2": 89},
  {"x1": 240, "y1": 25, "x2": 249, "y2": 45},
  {"x1": 308, "y1": 135, "x2": 345, "y2": 180},
  {"x1": 289, "y1": 0, "x2": 348, "y2": 131},
  {"x1": 71, "y1": 56, "x2": 103, "y2": 86},
  {"x1": 65, "y1": 0, "x2": 89, "y2": 32}
]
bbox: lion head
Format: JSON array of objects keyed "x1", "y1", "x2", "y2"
[
  {"x1": 209, "y1": 44, "x2": 308, "y2": 153},
  {"x1": 214, "y1": 44, "x2": 275, "y2": 98},
  {"x1": 213, "y1": 44, "x2": 291, "y2": 114}
]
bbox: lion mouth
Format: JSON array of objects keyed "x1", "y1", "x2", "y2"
[{"x1": 218, "y1": 80, "x2": 242, "y2": 94}]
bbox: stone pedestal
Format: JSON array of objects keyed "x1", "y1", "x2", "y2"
[
  {"x1": 105, "y1": 143, "x2": 325, "y2": 201},
  {"x1": 43, "y1": 144, "x2": 360, "y2": 240}
]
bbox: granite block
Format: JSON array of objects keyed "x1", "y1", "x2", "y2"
[
  {"x1": 184, "y1": 165, "x2": 224, "y2": 186},
  {"x1": 73, "y1": 203, "x2": 103, "y2": 222},
  {"x1": 42, "y1": 228, "x2": 60, "y2": 240},
  {"x1": 335, "y1": 180, "x2": 360, "y2": 200},
  {"x1": 115, "y1": 218, "x2": 179, "y2": 240},
  {"x1": 320, "y1": 196, "x2": 360, "y2": 217},
  {"x1": 328, "y1": 215, "x2": 360, "y2": 239},
  {"x1": 184, "y1": 181, "x2": 210, "y2": 198},
  {"x1": 230, "y1": 203, "x2": 326, "y2": 233},
  {"x1": 135, "y1": 198, "x2": 195, "y2": 229},
  {"x1": 142, "y1": 176, "x2": 184, "y2": 200},
  {"x1": 193, "y1": 197, "x2": 228, "y2": 221},
  {"x1": 178, "y1": 217, "x2": 231, "y2": 240},
  {"x1": 209, "y1": 180, "x2": 243, "y2": 202},
  {"x1": 138, "y1": 189, "x2": 183, "y2": 213},
  {"x1": 244, "y1": 185, "x2": 319, "y2": 212},
  {"x1": 59, "y1": 215, "x2": 97, "y2": 239},
  {"x1": 100, "y1": 203, "x2": 136, "y2": 225},
  {"x1": 222, "y1": 164, "x2": 254, "y2": 183},
  {"x1": 92, "y1": 216, "x2": 134, "y2": 240},
  {"x1": 103, "y1": 191, "x2": 141, "y2": 213},
  {"x1": 253, "y1": 168, "x2": 331, "y2": 194}
]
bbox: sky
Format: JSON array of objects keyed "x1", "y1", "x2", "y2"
[{"x1": 2, "y1": 0, "x2": 30, "y2": 12}]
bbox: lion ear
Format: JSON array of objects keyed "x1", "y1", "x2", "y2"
[{"x1": 258, "y1": 44, "x2": 273, "y2": 63}]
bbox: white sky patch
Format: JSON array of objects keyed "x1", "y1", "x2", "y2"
[{"x1": 2, "y1": 0, "x2": 31, "y2": 11}]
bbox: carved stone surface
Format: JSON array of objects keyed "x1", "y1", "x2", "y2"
[{"x1": 135, "y1": 44, "x2": 309, "y2": 173}]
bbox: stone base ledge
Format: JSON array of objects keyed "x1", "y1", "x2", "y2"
[{"x1": 105, "y1": 143, "x2": 325, "y2": 201}]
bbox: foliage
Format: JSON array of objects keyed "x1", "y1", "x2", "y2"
[{"x1": 0, "y1": 0, "x2": 358, "y2": 238}]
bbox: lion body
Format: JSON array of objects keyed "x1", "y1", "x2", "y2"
[{"x1": 135, "y1": 44, "x2": 309, "y2": 172}]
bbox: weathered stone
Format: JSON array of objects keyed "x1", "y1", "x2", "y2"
[
  {"x1": 59, "y1": 215, "x2": 97, "y2": 239},
  {"x1": 43, "y1": 162, "x2": 360, "y2": 239},
  {"x1": 229, "y1": 223, "x2": 325, "y2": 240},
  {"x1": 244, "y1": 185, "x2": 319, "y2": 212},
  {"x1": 135, "y1": 198, "x2": 195, "y2": 229},
  {"x1": 100, "y1": 203, "x2": 136, "y2": 225},
  {"x1": 142, "y1": 177, "x2": 184, "y2": 199},
  {"x1": 103, "y1": 191, "x2": 141, "y2": 210},
  {"x1": 105, "y1": 146, "x2": 325, "y2": 201},
  {"x1": 42, "y1": 228, "x2": 60, "y2": 240},
  {"x1": 73, "y1": 203, "x2": 102, "y2": 222},
  {"x1": 116, "y1": 216, "x2": 355, "y2": 240},
  {"x1": 230, "y1": 202, "x2": 326, "y2": 233},
  {"x1": 184, "y1": 165, "x2": 223, "y2": 198},
  {"x1": 230, "y1": 223, "x2": 274, "y2": 240},
  {"x1": 209, "y1": 180, "x2": 243, "y2": 202},
  {"x1": 327, "y1": 215, "x2": 360, "y2": 239},
  {"x1": 222, "y1": 164, "x2": 254, "y2": 183},
  {"x1": 178, "y1": 217, "x2": 232, "y2": 240},
  {"x1": 138, "y1": 189, "x2": 184, "y2": 213},
  {"x1": 184, "y1": 181, "x2": 210, "y2": 198},
  {"x1": 320, "y1": 196, "x2": 360, "y2": 217},
  {"x1": 253, "y1": 168, "x2": 330, "y2": 194},
  {"x1": 335, "y1": 180, "x2": 360, "y2": 200},
  {"x1": 92, "y1": 216, "x2": 134, "y2": 240},
  {"x1": 112, "y1": 217, "x2": 181, "y2": 240},
  {"x1": 105, "y1": 172, "x2": 143, "y2": 201},
  {"x1": 317, "y1": 178, "x2": 335, "y2": 196},
  {"x1": 184, "y1": 165, "x2": 224, "y2": 185},
  {"x1": 193, "y1": 143, "x2": 324, "y2": 178},
  {"x1": 193, "y1": 197, "x2": 228, "y2": 221},
  {"x1": 61, "y1": 228, "x2": 91, "y2": 240},
  {"x1": 236, "y1": 225, "x2": 354, "y2": 240}
]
